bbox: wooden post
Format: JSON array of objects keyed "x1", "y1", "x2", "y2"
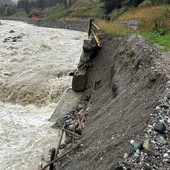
[
  {"x1": 88, "y1": 19, "x2": 94, "y2": 38},
  {"x1": 55, "y1": 124, "x2": 65, "y2": 158},
  {"x1": 50, "y1": 148, "x2": 56, "y2": 170},
  {"x1": 40, "y1": 143, "x2": 80, "y2": 170}
]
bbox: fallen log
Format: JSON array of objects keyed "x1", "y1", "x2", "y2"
[{"x1": 40, "y1": 142, "x2": 80, "y2": 170}]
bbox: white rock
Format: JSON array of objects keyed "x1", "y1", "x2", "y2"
[{"x1": 163, "y1": 153, "x2": 169, "y2": 158}]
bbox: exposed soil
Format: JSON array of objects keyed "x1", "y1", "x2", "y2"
[{"x1": 57, "y1": 34, "x2": 170, "y2": 170}]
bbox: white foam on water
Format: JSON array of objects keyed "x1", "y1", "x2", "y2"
[
  {"x1": 0, "y1": 102, "x2": 58, "y2": 170},
  {"x1": 0, "y1": 20, "x2": 86, "y2": 169},
  {"x1": 0, "y1": 20, "x2": 86, "y2": 105}
]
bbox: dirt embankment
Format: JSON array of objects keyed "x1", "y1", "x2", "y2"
[{"x1": 59, "y1": 34, "x2": 170, "y2": 170}]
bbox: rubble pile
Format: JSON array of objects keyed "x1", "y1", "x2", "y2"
[{"x1": 114, "y1": 81, "x2": 170, "y2": 170}]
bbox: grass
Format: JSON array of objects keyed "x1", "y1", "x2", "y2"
[
  {"x1": 97, "y1": 20, "x2": 170, "y2": 51},
  {"x1": 41, "y1": 5, "x2": 68, "y2": 19},
  {"x1": 97, "y1": 20, "x2": 133, "y2": 35},
  {"x1": 118, "y1": 5, "x2": 170, "y2": 30},
  {"x1": 97, "y1": 5, "x2": 170, "y2": 51},
  {"x1": 11, "y1": 11, "x2": 27, "y2": 18},
  {"x1": 68, "y1": 0, "x2": 104, "y2": 17},
  {"x1": 139, "y1": 31, "x2": 170, "y2": 51},
  {"x1": 41, "y1": 1, "x2": 103, "y2": 19}
]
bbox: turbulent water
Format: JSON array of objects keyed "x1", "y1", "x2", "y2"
[{"x1": 0, "y1": 20, "x2": 86, "y2": 170}]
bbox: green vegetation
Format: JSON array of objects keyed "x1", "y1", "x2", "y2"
[
  {"x1": 68, "y1": 1, "x2": 104, "y2": 18},
  {"x1": 41, "y1": 5, "x2": 68, "y2": 19},
  {"x1": 139, "y1": 31, "x2": 170, "y2": 51},
  {"x1": 0, "y1": 0, "x2": 169, "y2": 51},
  {"x1": 97, "y1": 4, "x2": 170, "y2": 51}
]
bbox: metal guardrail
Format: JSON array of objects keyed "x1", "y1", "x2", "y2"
[{"x1": 88, "y1": 19, "x2": 101, "y2": 47}]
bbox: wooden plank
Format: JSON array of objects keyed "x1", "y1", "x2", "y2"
[
  {"x1": 91, "y1": 30, "x2": 101, "y2": 47},
  {"x1": 92, "y1": 21, "x2": 100, "y2": 30}
]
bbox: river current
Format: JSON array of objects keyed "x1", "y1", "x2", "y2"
[{"x1": 0, "y1": 20, "x2": 86, "y2": 170}]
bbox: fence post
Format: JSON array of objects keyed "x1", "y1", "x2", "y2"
[{"x1": 88, "y1": 18, "x2": 94, "y2": 38}]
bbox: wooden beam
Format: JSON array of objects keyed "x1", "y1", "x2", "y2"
[
  {"x1": 91, "y1": 30, "x2": 101, "y2": 47},
  {"x1": 60, "y1": 127, "x2": 82, "y2": 138}
]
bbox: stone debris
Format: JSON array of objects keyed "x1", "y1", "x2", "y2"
[
  {"x1": 41, "y1": 103, "x2": 86, "y2": 165},
  {"x1": 115, "y1": 81, "x2": 170, "y2": 169},
  {"x1": 123, "y1": 19, "x2": 142, "y2": 30}
]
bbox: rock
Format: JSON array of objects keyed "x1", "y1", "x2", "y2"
[
  {"x1": 59, "y1": 143, "x2": 66, "y2": 149},
  {"x1": 72, "y1": 69, "x2": 87, "y2": 92},
  {"x1": 69, "y1": 69, "x2": 76, "y2": 76},
  {"x1": 110, "y1": 165, "x2": 124, "y2": 170},
  {"x1": 160, "y1": 104, "x2": 169, "y2": 109},
  {"x1": 12, "y1": 38, "x2": 17, "y2": 42},
  {"x1": 163, "y1": 153, "x2": 169, "y2": 158},
  {"x1": 123, "y1": 153, "x2": 128, "y2": 159},
  {"x1": 9, "y1": 30, "x2": 15, "y2": 33},
  {"x1": 83, "y1": 39, "x2": 97, "y2": 52},
  {"x1": 166, "y1": 94, "x2": 170, "y2": 100},
  {"x1": 167, "y1": 119, "x2": 170, "y2": 124},
  {"x1": 143, "y1": 163, "x2": 152, "y2": 170},
  {"x1": 154, "y1": 122, "x2": 166, "y2": 134},
  {"x1": 65, "y1": 136, "x2": 72, "y2": 144},
  {"x1": 147, "y1": 125, "x2": 153, "y2": 128},
  {"x1": 143, "y1": 139, "x2": 154, "y2": 156},
  {"x1": 130, "y1": 140, "x2": 143, "y2": 151}
]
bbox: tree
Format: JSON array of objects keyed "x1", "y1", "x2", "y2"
[
  {"x1": 101, "y1": 0, "x2": 122, "y2": 14},
  {"x1": 24, "y1": 0, "x2": 30, "y2": 14}
]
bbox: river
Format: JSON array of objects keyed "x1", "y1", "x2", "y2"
[{"x1": 0, "y1": 20, "x2": 86, "y2": 170}]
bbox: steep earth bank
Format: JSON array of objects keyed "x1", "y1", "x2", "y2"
[{"x1": 58, "y1": 34, "x2": 170, "y2": 170}]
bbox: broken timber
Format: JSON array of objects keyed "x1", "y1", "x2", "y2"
[
  {"x1": 60, "y1": 127, "x2": 82, "y2": 138},
  {"x1": 40, "y1": 142, "x2": 80, "y2": 170},
  {"x1": 88, "y1": 18, "x2": 101, "y2": 47}
]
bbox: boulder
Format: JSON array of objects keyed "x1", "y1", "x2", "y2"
[
  {"x1": 154, "y1": 122, "x2": 166, "y2": 134},
  {"x1": 143, "y1": 139, "x2": 155, "y2": 156},
  {"x1": 72, "y1": 69, "x2": 87, "y2": 92}
]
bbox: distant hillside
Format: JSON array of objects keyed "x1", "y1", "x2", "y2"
[{"x1": 0, "y1": 0, "x2": 15, "y2": 6}]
